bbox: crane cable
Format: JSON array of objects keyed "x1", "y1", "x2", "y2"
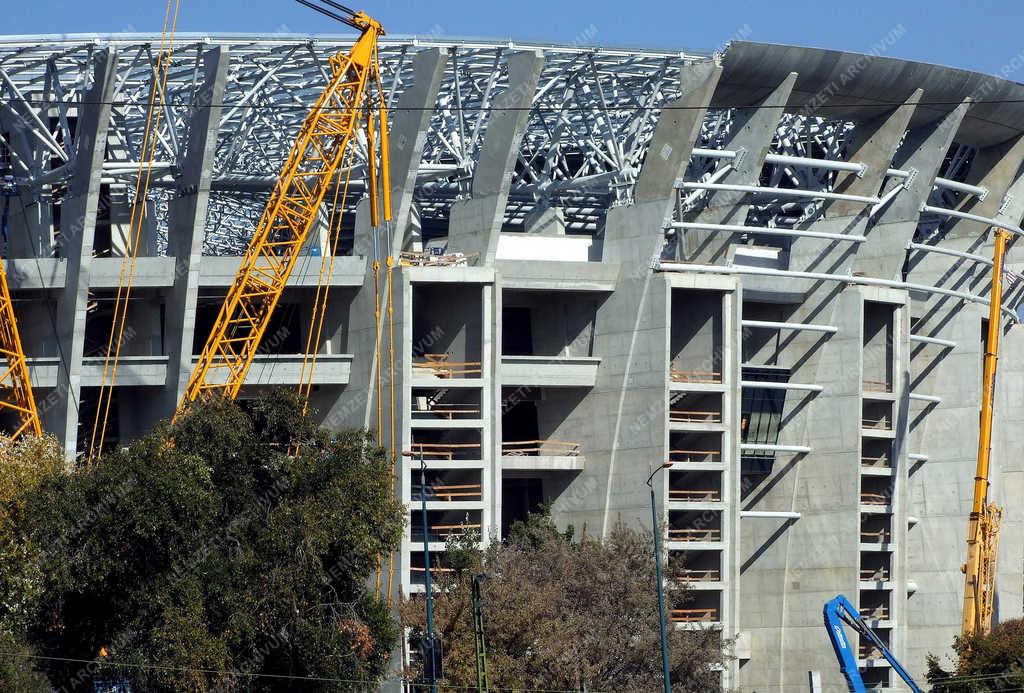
[
  {"x1": 295, "y1": 142, "x2": 356, "y2": 419},
  {"x1": 87, "y1": 0, "x2": 181, "y2": 463}
]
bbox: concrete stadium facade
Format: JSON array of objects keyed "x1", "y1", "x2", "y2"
[{"x1": 2, "y1": 33, "x2": 1024, "y2": 690}]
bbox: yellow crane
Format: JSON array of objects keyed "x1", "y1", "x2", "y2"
[
  {"x1": 177, "y1": 1, "x2": 391, "y2": 411},
  {"x1": 0, "y1": 178, "x2": 41, "y2": 440},
  {"x1": 961, "y1": 227, "x2": 1010, "y2": 639}
]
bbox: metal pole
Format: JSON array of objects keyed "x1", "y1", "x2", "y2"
[
  {"x1": 472, "y1": 574, "x2": 490, "y2": 692},
  {"x1": 647, "y1": 464, "x2": 673, "y2": 693},
  {"x1": 420, "y1": 450, "x2": 438, "y2": 693}
]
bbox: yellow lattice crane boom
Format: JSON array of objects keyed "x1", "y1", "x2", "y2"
[
  {"x1": 0, "y1": 181, "x2": 41, "y2": 439},
  {"x1": 177, "y1": 2, "x2": 390, "y2": 412},
  {"x1": 961, "y1": 227, "x2": 1010, "y2": 639}
]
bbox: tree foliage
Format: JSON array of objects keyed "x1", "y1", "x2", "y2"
[
  {"x1": 1, "y1": 390, "x2": 405, "y2": 692},
  {"x1": 928, "y1": 619, "x2": 1024, "y2": 691},
  {"x1": 398, "y1": 512, "x2": 727, "y2": 692}
]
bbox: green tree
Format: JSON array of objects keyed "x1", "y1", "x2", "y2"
[
  {"x1": 0, "y1": 435, "x2": 64, "y2": 690},
  {"x1": 399, "y1": 511, "x2": 728, "y2": 692},
  {"x1": 928, "y1": 619, "x2": 1024, "y2": 691},
  {"x1": 12, "y1": 390, "x2": 404, "y2": 692}
]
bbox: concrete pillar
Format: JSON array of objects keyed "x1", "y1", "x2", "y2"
[
  {"x1": 163, "y1": 47, "x2": 230, "y2": 414},
  {"x1": 683, "y1": 73, "x2": 797, "y2": 264},
  {"x1": 340, "y1": 48, "x2": 448, "y2": 432},
  {"x1": 856, "y1": 99, "x2": 971, "y2": 280},
  {"x1": 50, "y1": 49, "x2": 117, "y2": 460},
  {"x1": 447, "y1": 51, "x2": 544, "y2": 266},
  {"x1": 604, "y1": 63, "x2": 722, "y2": 268}
]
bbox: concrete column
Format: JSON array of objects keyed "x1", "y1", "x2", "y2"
[
  {"x1": 50, "y1": 49, "x2": 117, "y2": 460},
  {"x1": 855, "y1": 100, "x2": 971, "y2": 280},
  {"x1": 684, "y1": 73, "x2": 797, "y2": 264},
  {"x1": 788, "y1": 93, "x2": 920, "y2": 278},
  {"x1": 385, "y1": 48, "x2": 447, "y2": 257},
  {"x1": 340, "y1": 48, "x2": 448, "y2": 432},
  {"x1": 447, "y1": 51, "x2": 544, "y2": 266},
  {"x1": 604, "y1": 63, "x2": 722, "y2": 268},
  {"x1": 162, "y1": 47, "x2": 230, "y2": 414}
]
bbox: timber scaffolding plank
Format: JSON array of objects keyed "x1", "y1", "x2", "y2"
[
  {"x1": 670, "y1": 369, "x2": 722, "y2": 384},
  {"x1": 412, "y1": 483, "x2": 483, "y2": 501},
  {"x1": 409, "y1": 442, "x2": 482, "y2": 460},
  {"x1": 501, "y1": 439, "x2": 581, "y2": 456},
  {"x1": 669, "y1": 409, "x2": 722, "y2": 423},
  {"x1": 669, "y1": 489, "x2": 722, "y2": 502},
  {"x1": 414, "y1": 523, "x2": 482, "y2": 541},
  {"x1": 671, "y1": 608, "x2": 719, "y2": 623},
  {"x1": 412, "y1": 353, "x2": 483, "y2": 377},
  {"x1": 668, "y1": 449, "x2": 721, "y2": 463},
  {"x1": 668, "y1": 528, "x2": 722, "y2": 542},
  {"x1": 413, "y1": 402, "x2": 481, "y2": 419}
]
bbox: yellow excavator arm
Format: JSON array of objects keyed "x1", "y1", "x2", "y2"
[{"x1": 177, "y1": 5, "x2": 390, "y2": 412}]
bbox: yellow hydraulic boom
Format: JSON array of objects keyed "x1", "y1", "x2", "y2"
[
  {"x1": 961, "y1": 227, "x2": 1010, "y2": 639},
  {"x1": 0, "y1": 258, "x2": 41, "y2": 440},
  {"x1": 0, "y1": 182, "x2": 41, "y2": 439},
  {"x1": 177, "y1": 2, "x2": 391, "y2": 412}
]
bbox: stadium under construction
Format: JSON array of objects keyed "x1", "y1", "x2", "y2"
[{"x1": 1, "y1": 27, "x2": 1024, "y2": 690}]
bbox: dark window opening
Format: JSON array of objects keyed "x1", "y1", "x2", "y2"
[
  {"x1": 740, "y1": 366, "x2": 789, "y2": 474},
  {"x1": 501, "y1": 477, "x2": 544, "y2": 537},
  {"x1": 502, "y1": 306, "x2": 533, "y2": 356}
]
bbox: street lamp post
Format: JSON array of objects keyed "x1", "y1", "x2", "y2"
[
  {"x1": 648, "y1": 461, "x2": 674, "y2": 693},
  {"x1": 404, "y1": 449, "x2": 440, "y2": 693}
]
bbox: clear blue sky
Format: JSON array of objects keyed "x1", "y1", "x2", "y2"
[{"x1": 5, "y1": 0, "x2": 1024, "y2": 79}]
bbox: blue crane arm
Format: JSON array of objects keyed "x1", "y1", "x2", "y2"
[{"x1": 823, "y1": 594, "x2": 923, "y2": 693}]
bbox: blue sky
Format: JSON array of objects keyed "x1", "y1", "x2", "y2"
[{"x1": 5, "y1": 0, "x2": 1024, "y2": 79}]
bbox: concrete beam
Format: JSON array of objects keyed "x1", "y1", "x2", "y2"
[
  {"x1": 604, "y1": 63, "x2": 722, "y2": 268},
  {"x1": 162, "y1": 47, "x2": 230, "y2": 415},
  {"x1": 447, "y1": 51, "x2": 544, "y2": 266},
  {"x1": 50, "y1": 48, "x2": 118, "y2": 460}
]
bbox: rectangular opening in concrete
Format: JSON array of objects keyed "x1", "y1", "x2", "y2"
[
  {"x1": 670, "y1": 391, "x2": 723, "y2": 424},
  {"x1": 860, "y1": 514, "x2": 892, "y2": 545},
  {"x1": 192, "y1": 294, "x2": 304, "y2": 355},
  {"x1": 863, "y1": 301, "x2": 895, "y2": 392},
  {"x1": 860, "y1": 552, "x2": 891, "y2": 582},
  {"x1": 76, "y1": 385, "x2": 119, "y2": 453},
  {"x1": 85, "y1": 290, "x2": 165, "y2": 357},
  {"x1": 501, "y1": 386, "x2": 586, "y2": 458},
  {"x1": 412, "y1": 283, "x2": 482, "y2": 377},
  {"x1": 501, "y1": 290, "x2": 599, "y2": 357},
  {"x1": 669, "y1": 470, "x2": 722, "y2": 503},
  {"x1": 501, "y1": 476, "x2": 545, "y2": 537},
  {"x1": 411, "y1": 469, "x2": 482, "y2": 503},
  {"x1": 502, "y1": 305, "x2": 533, "y2": 355},
  {"x1": 862, "y1": 400, "x2": 893, "y2": 430},
  {"x1": 671, "y1": 549, "x2": 722, "y2": 582},
  {"x1": 861, "y1": 439, "x2": 893, "y2": 469},
  {"x1": 669, "y1": 431, "x2": 722, "y2": 464},
  {"x1": 858, "y1": 626, "x2": 891, "y2": 662},
  {"x1": 670, "y1": 289, "x2": 724, "y2": 383},
  {"x1": 669, "y1": 509, "x2": 722, "y2": 543},
  {"x1": 410, "y1": 428, "x2": 482, "y2": 461},
  {"x1": 411, "y1": 387, "x2": 482, "y2": 420},
  {"x1": 409, "y1": 551, "x2": 452, "y2": 586},
  {"x1": 860, "y1": 476, "x2": 893, "y2": 507},
  {"x1": 858, "y1": 589, "x2": 891, "y2": 620},
  {"x1": 12, "y1": 293, "x2": 59, "y2": 357},
  {"x1": 859, "y1": 668, "x2": 890, "y2": 688},
  {"x1": 410, "y1": 509, "x2": 482, "y2": 544},
  {"x1": 672, "y1": 591, "x2": 720, "y2": 623}
]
